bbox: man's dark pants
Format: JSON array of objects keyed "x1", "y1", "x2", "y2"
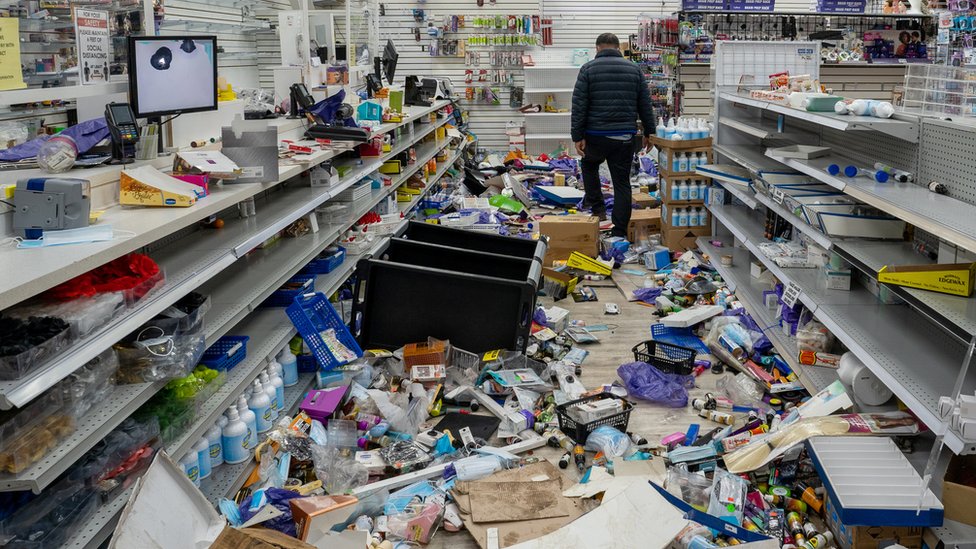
[{"x1": 580, "y1": 134, "x2": 634, "y2": 239}]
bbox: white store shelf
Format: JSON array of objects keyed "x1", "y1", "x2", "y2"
[
  {"x1": 763, "y1": 152, "x2": 848, "y2": 191},
  {"x1": 525, "y1": 133, "x2": 572, "y2": 140},
  {"x1": 61, "y1": 485, "x2": 133, "y2": 549},
  {"x1": 752, "y1": 190, "x2": 834, "y2": 250},
  {"x1": 713, "y1": 143, "x2": 788, "y2": 175},
  {"x1": 835, "y1": 240, "x2": 976, "y2": 341},
  {"x1": 719, "y1": 91, "x2": 920, "y2": 143}
]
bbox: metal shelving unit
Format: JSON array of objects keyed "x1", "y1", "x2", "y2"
[
  {"x1": 705, "y1": 200, "x2": 976, "y2": 454},
  {"x1": 0, "y1": 97, "x2": 465, "y2": 548}
]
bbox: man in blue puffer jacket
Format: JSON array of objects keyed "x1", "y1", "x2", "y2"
[{"x1": 571, "y1": 33, "x2": 655, "y2": 238}]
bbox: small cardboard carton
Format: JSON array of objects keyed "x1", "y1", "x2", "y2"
[
  {"x1": 825, "y1": 493, "x2": 922, "y2": 549},
  {"x1": 943, "y1": 454, "x2": 976, "y2": 528},
  {"x1": 627, "y1": 208, "x2": 662, "y2": 242},
  {"x1": 633, "y1": 192, "x2": 658, "y2": 209},
  {"x1": 663, "y1": 226, "x2": 709, "y2": 251},
  {"x1": 539, "y1": 215, "x2": 599, "y2": 264},
  {"x1": 877, "y1": 262, "x2": 976, "y2": 297}
]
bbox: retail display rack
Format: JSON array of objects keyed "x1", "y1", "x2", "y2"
[
  {"x1": 703, "y1": 41, "x2": 976, "y2": 460},
  {"x1": 0, "y1": 100, "x2": 467, "y2": 549}
]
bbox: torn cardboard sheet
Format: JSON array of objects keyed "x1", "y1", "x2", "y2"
[
  {"x1": 468, "y1": 478, "x2": 570, "y2": 522},
  {"x1": 453, "y1": 461, "x2": 589, "y2": 549},
  {"x1": 508, "y1": 480, "x2": 689, "y2": 549},
  {"x1": 562, "y1": 460, "x2": 669, "y2": 499}
]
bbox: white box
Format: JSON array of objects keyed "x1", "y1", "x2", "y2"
[
  {"x1": 823, "y1": 266, "x2": 852, "y2": 291},
  {"x1": 355, "y1": 450, "x2": 388, "y2": 474},
  {"x1": 545, "y1": 306, "x2": 570, "y2": 333},
  {"x1": 574, "y1": 398, "x2": 623, "y2": 423},
  {"x1": 750, "y1": 261, "x2": 766, "y2": 279}
]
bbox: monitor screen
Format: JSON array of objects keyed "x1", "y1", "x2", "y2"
[
  {"x1": 382, "y1": 39, "x2": 398, "y2": 85},
  {"x1": 128, "y1": 36, "x2": 218, "y2": 118}
]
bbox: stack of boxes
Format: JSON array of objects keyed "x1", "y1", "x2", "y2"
[{"x1": 652, "y1": 135, "x2": 713, "y2": 250}]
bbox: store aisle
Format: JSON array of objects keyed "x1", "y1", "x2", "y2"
[{"x1": 427, "y1": 270, "x2": 721, "y2": 548}]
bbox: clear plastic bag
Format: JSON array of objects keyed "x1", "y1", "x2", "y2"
[
  {"x1": 707, "y1": 468, "x2": 748, "y2": 524},
  {"x1": 616, "y1": 361, "x2": 689, "y2": 408},
  {"x1": 665, "y1": 463, "x2": 712, "y2": 511},
  {"x1": 310, "y1": 446, "x2": 369, "y2": 493},
  {"x1": 796, "y1": 319, "x2": 834, "y2": 352},
  {"x1": 584, "y1": 425, "x2": 633, "y2": 457},
  {"x1": 716, "y1": 373, "x2": 772, "y2": 415}
]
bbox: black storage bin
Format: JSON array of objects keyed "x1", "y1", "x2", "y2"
[
  {"x1": 381, "y1": 239, "x2": 539, "y2": 281},
  {"x1": 397, "y1": 221, "x2": 547, "y2": 264},
  {"x1": 352, "y1": 258, "x2": 539, "y2": 353}
]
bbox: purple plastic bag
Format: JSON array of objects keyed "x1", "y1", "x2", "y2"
[
  {"x1": 0, "y1": 118, "x2": 109, "y2": 161},
  {"x1": 633, "y1": 286, "x2": 663, "y2": 304},
  {"x1": 237, "y1": 487, "x2": 306, "y2": 537},
  {"x1": 723, "y1": 309, "x2": 772, "y2": 354},
  {"x1": 617, "y1": 361, "x2": 689, "y2": 408}
]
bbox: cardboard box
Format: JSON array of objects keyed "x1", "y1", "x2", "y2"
[
  {"x1": 878, "y1": 262, "x2": 976, "y2": 297},
  {"x1": 539, "y1": 215, "x2": 599, "y2": 263},
  {"x1": 826, "y1": 494, "x2": 922, "y2": 549},
  {"x1": 211, "y1": 527, "x2": 318, "y2": 549},
  {"x1": 943, "y1": 454, "x2": 976, "y2": 528},
  {"x1": 627, "y1": 208, "x2": 662, "y2": 242},
  {"x1": 633, "y1": 192, "x2": 657, "y2": 209},
  {"x1": 663, "y1": 226, "x2": 709, "y2": 251},
  {"x1": 289, "y1": 495, "x2": 359, "y2": 542}
]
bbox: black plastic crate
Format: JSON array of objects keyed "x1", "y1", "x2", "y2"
[
  {"x1": 556, "y1": 393, "x2": 634, "y2": 444},
  {"x1": 632, "y1": 339, "x2": 696, "y2": 376},
  {"x1": 397, "y1": 220, "x2": 547, "y2": 264}
]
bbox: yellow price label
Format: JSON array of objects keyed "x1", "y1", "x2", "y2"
[{"x1": 482, "y1": 349, "x2": 501, "y2": 361}]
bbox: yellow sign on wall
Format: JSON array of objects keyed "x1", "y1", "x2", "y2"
[{"x1": 0, "y1": 18, "x2": 27, "y2": 91}]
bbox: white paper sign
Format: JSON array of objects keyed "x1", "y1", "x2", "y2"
[
  {"x1": 781, "y1": 281, "x2": 801, "y2": 308},
  {"x1": 75, "y1": 8, "x2": 111, "y2": 85}
]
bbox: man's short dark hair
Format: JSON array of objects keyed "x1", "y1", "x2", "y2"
[{"x1": 596, "y1": 33, "x2": 619, "y2": 47}]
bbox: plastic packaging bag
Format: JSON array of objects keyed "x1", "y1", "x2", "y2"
[
  {"x1": 796, "y1": 319, "x2": 834, "y2": 352},
  {"x1": 310, "y1": 446, "x2": 369, "y2": 493},
  {"x1": 584, "y1": 425, "x2": 633, "y2": 457},
  {"x1": 716, "y1": 373, "x2": 771, "y2": 415},
  {"x1": 617, "y1": 361, "x2": 689, "y2": 407},
  {"x1": 707, "y1": 468, "x2": 748, "y2": 524},
  {"x1": 665, "y1": 463, "x2": 712, "y2": 511}
]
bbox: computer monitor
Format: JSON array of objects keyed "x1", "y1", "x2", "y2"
[
  {"x1": 382, "y1": 39, "x2": 398, "y2": 85},
  {"x1": 127, "y1": 36, "x2": 218, "y2": 118}
]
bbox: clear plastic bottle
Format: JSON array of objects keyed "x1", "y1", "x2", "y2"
[
  {"x1": 677, "y1": 152, "x2": 688, "y2": 172},
  {"x1": 205, "y1": 422, "x2": 223, "y2": 469},
  {"x1": 688, "y1": 207, "x2": 699, "y2": 227},
  {"x1": 277, "y1": 348, "x2": 299, "y2": 387},
  {"x1": 671, "y1": 152, "x2": 681, "y2": 173},
  {"x1": 237, "y1": 395, "x2": 258, "y2": 449},
  {"x1": 688, "y1": 180, "x2": 700, "y2": 201},
  {"x1": 656, "y1": 119, "x2": 666, "y2": 138},
  {"x1": 249, "y1": 380, "x2": 273, "y2": 433},
  {"x1": 678, "y1": 181, "x2": 689, "y2": 201},
  {"x1": 37, "y1": 134, "x2": 78, "y2": 173},
  {"x1": 222, "y1": 406, "x2": 250, "y2": 464},
  {"x1": 679, "y1": 119, "x2": 693, "y2": 141},
  {"x1": 194, "y1": 437, "x2": 212, "y2": 480},
  {"x1": 670, "y1": 179, "x2": 680, "y2": 201},
  {"x1": 665, "y1": 118, "x2": 676, "y2": 138},
  {"x1": 698, "y1": 181, "x2": 708, "y2": 201},
  {"x1": 179, "y1": 450, "x2": 201, "y2": 487},
  {"x1": 259, "y1": 372, "x2": 280, "y2": 420}
]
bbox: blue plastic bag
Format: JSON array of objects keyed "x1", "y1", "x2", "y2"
[{"x1": 616, "y1": 361, "x2": 689, "y2": 408}]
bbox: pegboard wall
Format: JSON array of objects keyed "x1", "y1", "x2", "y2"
[
  {"x1": 379, "y1": 0, "x2": 542, "y2": 149},
  {"x1": 819, "y1": 125, "x2": 920, "y2": 176},
  {"x1": 919, "y1": 119, "x2": 976, "y2": 206}
]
